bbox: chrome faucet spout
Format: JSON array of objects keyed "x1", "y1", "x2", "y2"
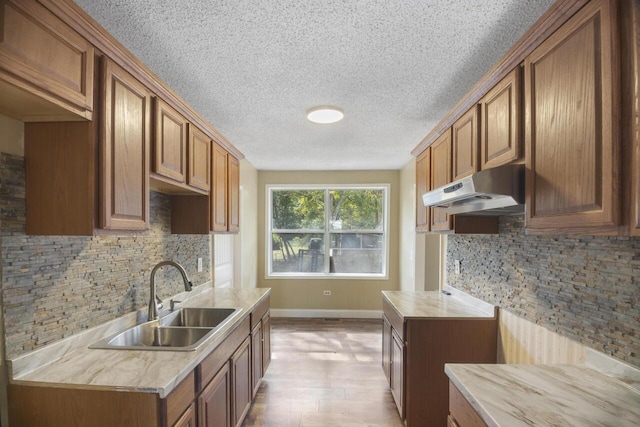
[{"x1": 148, "y1": 261, "x2": 193, "y2": 321}]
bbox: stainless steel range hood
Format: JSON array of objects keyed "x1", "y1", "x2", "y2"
[{"x1": 422, "y1": 164, "x2": 524, "y2": 215}]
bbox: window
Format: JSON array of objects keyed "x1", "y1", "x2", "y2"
[{"x1": 267, "y1": 185, "x2": 389, "y2": 278}]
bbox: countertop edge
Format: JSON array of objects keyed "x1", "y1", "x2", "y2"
[{"x1": 8, "y1": 287, "x2": 272, "y2": 398}]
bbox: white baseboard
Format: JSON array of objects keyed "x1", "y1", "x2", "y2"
[{"x1": 270, "y1": 309, "x2": 382, "y2": 319}]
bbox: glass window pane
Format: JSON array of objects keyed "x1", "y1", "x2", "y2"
[
  {"x1": 329, "y1": 233, "x2": 383, "y2": 274},
  {"x1": 329, "y1": 189, "x2": 384, "y2": 230},
  {"x1": 271, "y1": 233, "x2": 324, "y2": 273},
  {"x1": 272, "y1": 190, "x2": 325, "y2": 230}
]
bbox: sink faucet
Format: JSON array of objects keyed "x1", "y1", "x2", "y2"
[{"x1": 148, "y1": 261, "x2": 193, "y2": 321}]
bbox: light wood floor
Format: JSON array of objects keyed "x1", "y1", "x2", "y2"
[{"x1": 242, "y1": 318, "x2": 403, "y2": 427}]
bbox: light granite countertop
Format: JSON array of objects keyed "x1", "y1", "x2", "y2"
[
  {"x1": 445, "y1": 363, "x2": 640, "y2": 427},
  {"x1": 8, "y1": 287, "x2": 270, "y2": 398},
  {"x1": 382, "y1": 289, "x2": 496, "y2": 319}
]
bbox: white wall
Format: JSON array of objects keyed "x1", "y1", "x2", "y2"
[
  {"x1": 399, "y1": 158, "x2": 441, "y2": 291},
  {"x1": 399, "y1": 158, "x2": 417, "y2": 291},
  {"x1": 235, "y1": 159, "x2": 258, "y2": 288},
  {"x1": 0, "y1": 114, "x2": 23, "y2": 427}
]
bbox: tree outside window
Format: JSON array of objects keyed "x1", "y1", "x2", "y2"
[{"x1": 268, "y1": 186, "x2": 388, "y2": 278}]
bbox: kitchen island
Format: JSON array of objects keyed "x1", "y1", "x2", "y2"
[{"x1": 382, "y1": 288, "x2": 497, "y2": 427}]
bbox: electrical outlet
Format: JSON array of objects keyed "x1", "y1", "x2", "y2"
[
  {"x1": 323, "y1": 290, "x2": 331, "y2": 296},
  {"x1": 197, "y1": 257, "x2": 203, "y2": 272},
  {"x1": 454, "y1": 259, "x2": 461, "y2": 274}
]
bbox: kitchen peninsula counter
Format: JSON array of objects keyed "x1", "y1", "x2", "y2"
[
  {"x1": 446, "y1": 363, "x2": 640, "y2": 427},
  {"x1": 382, "y1": 289, "x2": 496, "y2": 319},
  {"x1": 8, "y1": 287, "x2": 270, "y2": 398}
]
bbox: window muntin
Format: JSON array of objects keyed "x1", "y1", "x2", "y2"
[{"x1": 268, "y1": 185, "x2": 388, "y2": 278}]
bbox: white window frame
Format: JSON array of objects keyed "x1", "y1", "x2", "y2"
[{"x1": 266, "y1": 184, "x2": 390, "y2": 280}]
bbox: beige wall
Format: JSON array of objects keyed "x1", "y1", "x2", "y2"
[
  {"x1": 236, "y1": 159, "x2": 259, "y2": 288},
  {"x1": 0, "y1": 114, "x2": 23, "y2": 427},
  {"x1": 257, "y1": 170, "x2": 400, "y2": 311}
]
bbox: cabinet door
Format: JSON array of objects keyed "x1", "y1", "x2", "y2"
[
  {"x1": 525, "y1": 0, "x2": 619, "y2": 234},
  {"x1": 430, "y1": 129, "x2": 453, "y2": 231},
  {"x1": 199, "y1": 363, "x2": 231, "y2": 427},
  {"x1": 480, "y1": 67, "x2": 521, "y2": 170},
  {"x1": 188, "y1": 124, "x2": 211, "y2": 192},
  {"x1": 154, "y1": 98, "x2": 187, "y2": 183},
  {"x1": 415, "y1": 148, "x2": 431, "y2": 232},
  {"x1": 250, "y1": 321, "x2": 263, "y2": 398},
  {"x1": 231, "y1": 336, "x2": 251, "y2": 427},
  {"x1": 173, "y1": 403, "x2": 196, "y2": 427},
  {"x1": 228, "y1": 154, "x2": 240, "y2": 233},
  {"x1": 382, "y1": 315, "x2": 391, "y2": 385},
  {"x1": 452, "y1": 105, "x2": 479, "y2": 181},
  {"x1": 390, "y1": 329, "x2": 404, "y2": 419},
  {"x1": 211, "y1": 142, "x2": 228, "y2": 232},
  {"x1": 262, "y1": 312, "x2": 271, "y2": 375},
  {"x1": 0, "y1": 0, "x2": 94, "y2": 121},
  {"x1": 100, "y1": 57, "x2": 150, "y2": 231}
]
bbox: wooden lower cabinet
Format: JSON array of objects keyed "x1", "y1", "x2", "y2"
[
  {"x1": 231, "y1": 336, "x2": 252, "y2": 427},
  {"x1": 382, "y1": 315, "x2": 392, "y2": 383},
  {"x1": 174, "y1": 403, "x2": 197, "y2": 427},
  {"x1": 448, "y1": 382, "x2": 488, "y2": 427},
  {"x1": 251, "y1": 320, "x2": 263, "y2": 398},
  {"x1": 7, "y1": 299, "x2": 271, "y2": 427},
  {"x1": 262, "y1": 311, "x2": 272, "y2": 374},
  {"x1": 389, "y1": 328, "x2": 405, "y2": 418},
  {"x1": 199, "y1": 363, "x2": 232, "y2": 427},
  {"x1": 382, "y1": 301, "x2": 497, "y2": 427}
]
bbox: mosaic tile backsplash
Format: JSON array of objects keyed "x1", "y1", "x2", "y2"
[
  {"x1": 446, "y1": 215, "x2": 640, "y2": 367},
  {"x1": 1, "y1": 153, "x2": 212, "y2": 359}
]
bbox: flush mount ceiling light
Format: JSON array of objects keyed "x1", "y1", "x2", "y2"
[{"x1": 306, "y1": 106, "x2": 344, "y2": 124}]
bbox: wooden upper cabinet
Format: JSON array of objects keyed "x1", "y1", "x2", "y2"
[
  {"x1": 211, "y1": 142, "x2": 240, "y2": 233},
  {"x1": 525, "y1": 0, "x2": 619, "y2": 234},
  {"x1": 430, "y1": 130, "x2": 453, "y2": 232},
  {"x1": 480, "y1": 67, "x2": 521, "y2": 169},
  {"x1": 452, "y1": 105, "x2": 479, "y2": 181},
  {"x1": 188, "y1": 124, "x2": 211, "y2": 192},
  {"x1": 228, "y1": 154, "x2": 240, "y2": 233},
  {"x1": 622, "y1": 0, "x2": 640, "y2": 236},
  {"x1": 212, "y1": 142, "x2": 229, "y2": 232},
  {"x1": 153, "y1": 98, "x2": 187, "y2": 184},
  {"x1": 100, "y1": 57, "x2": 150, "y2": 231},
  {"x1": 0, "y1": 0, "x2": 94, "y2": 121},
  {"x1": 416, "y1": 148, "x2": 431, "y2": 232}
]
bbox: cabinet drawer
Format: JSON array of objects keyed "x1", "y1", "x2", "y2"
[
  {"x1": 382, "y1": 298, "x2": 404, "y2": 340},
  {"x1": 164, "y1": 371, "x2": 195, "y2": 427},
  {"x1": 198, "y1": 316, "x2": 250, "y2": 391},
  {"x1": 251, "y1": 296, "x2": 270, "y2": 329},
  {"x1": 449, "y1": 382, "x2": 487, "y2": 427}
]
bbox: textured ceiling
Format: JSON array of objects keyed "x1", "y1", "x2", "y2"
[{"x1": 75, "y1": 0, "x2": 555, "y2": 170}]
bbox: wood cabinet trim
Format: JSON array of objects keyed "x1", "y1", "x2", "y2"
[
  {"x1": 38, "y1": 0, "x2": 244, "y2": 160},
  {"x1": 228, "y1": 154, "x2": 240, "y2": 232},
  {"x1": 412, "y1": 0, "x2": 589, "y2": 155}
]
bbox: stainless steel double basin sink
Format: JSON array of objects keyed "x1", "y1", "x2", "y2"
[{"x1": 90, "y1": 307, "x2": 240, "y2": 351}]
